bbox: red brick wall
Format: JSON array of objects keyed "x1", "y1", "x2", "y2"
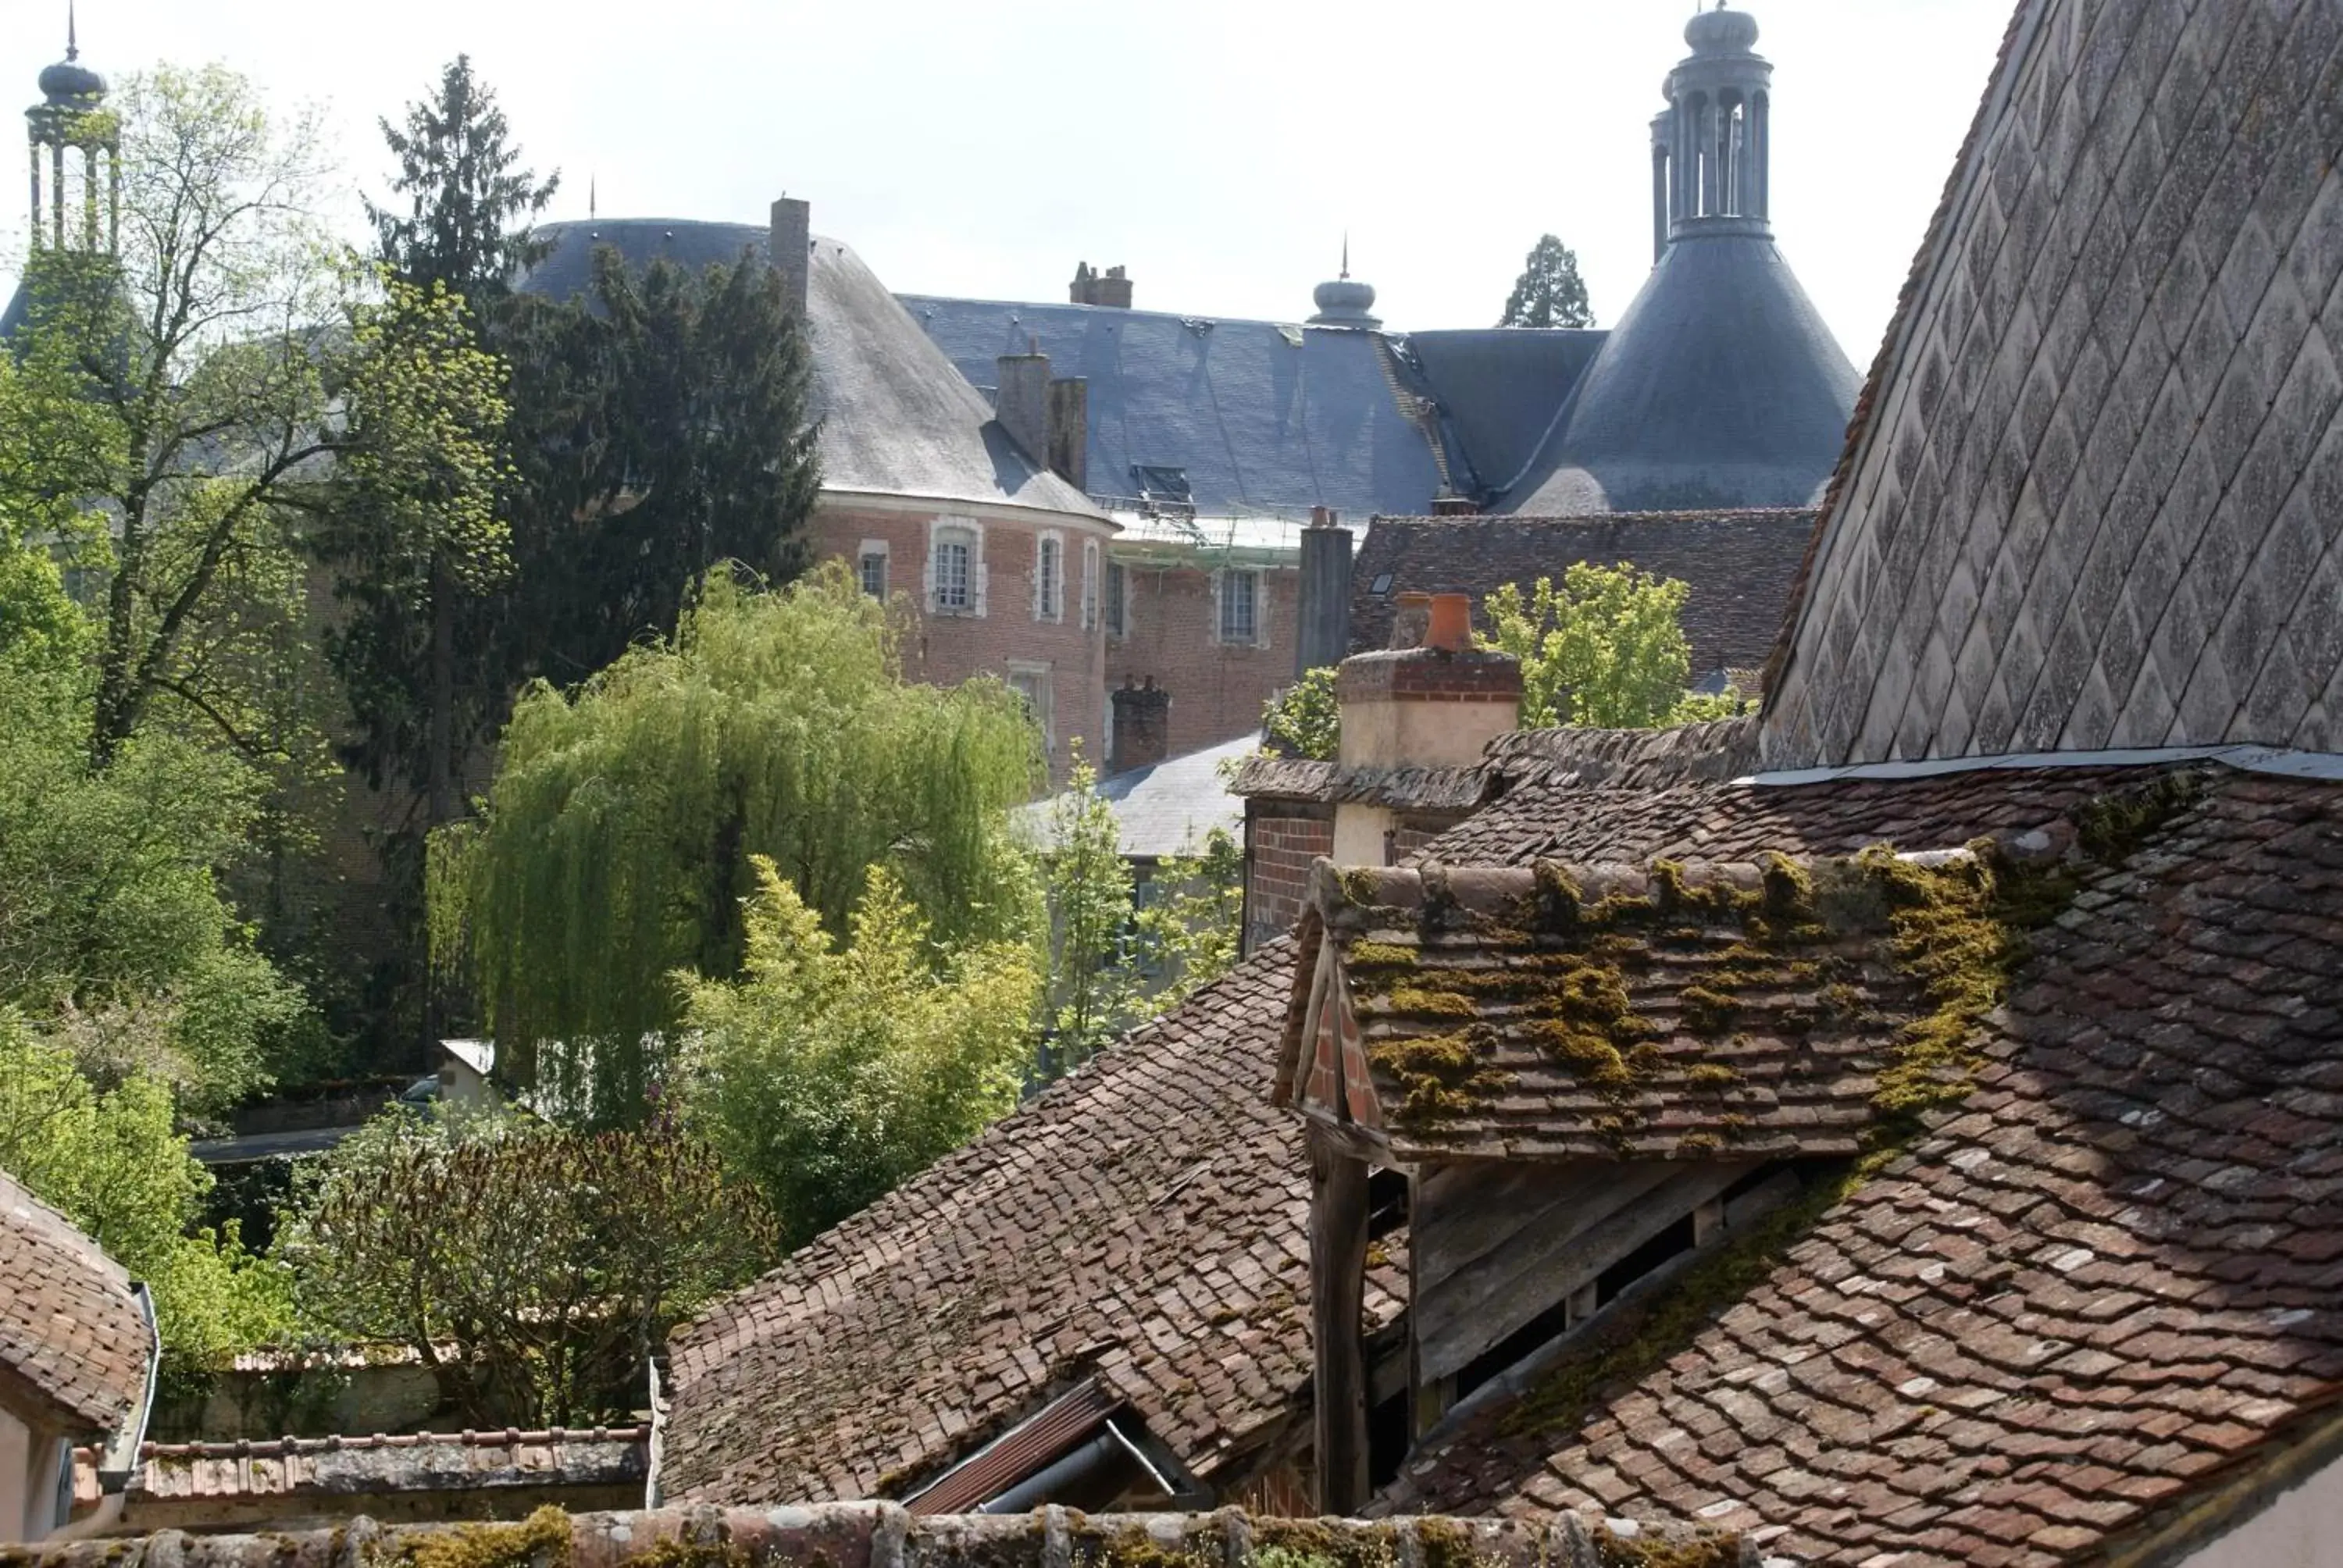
[
  {"x1": 815, "y1": 503, "x2": 1110, "y2": 784},
  {"x1": 1107, "y1": 559, "x2": 1300, "y2": 760},
  {"x1": 1245, "y1": 801, "x2": 1332, "y2": 953}
]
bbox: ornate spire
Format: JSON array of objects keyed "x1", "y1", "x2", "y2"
[
  {"x1": 67, "y1": 1, "x2": 78, "y2": 60},
  {"x1": 1649, "y1": 0, "x2": 1771, "y2": 258},
  {"x1": 1309, "y1": 237, "x2": 1379, "y2": 328}
]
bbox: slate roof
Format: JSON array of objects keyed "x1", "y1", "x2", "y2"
[
  {"x1": 1019, "y1": 736, "x2": 1253, "y2": 861},
  {"x1": 1373, "y1": 764, "x2": 2343, "y2": 1568},
  {"x1": 1760, "y1": 0, "x2": 2343, "y2": 766},
  {"x1": 1284, "y1": 855, "x2": 1945, "y2": 1165},
  {"x1": 1405, "y1": 331, "x2": 1610, "y2": 499},
  {"x1": 0, "y1": 1169, "x2": 151, "y2": 1437},
  {"x1": 660, "y1": 941, "x2": 1405, "y2": 1506},
  {"x1": 1349, "y1": 511, "x2": 1819, "y2": 674},
  {"x1": 1501, "y1": 233, "x2": 1860, "y2": 515},
  {"x1": 900, "y1": 294, "x2": 1460, "y2": 519},
  {"x1": 520, "y1": 221, "x2": 1102, "y2": 521}
]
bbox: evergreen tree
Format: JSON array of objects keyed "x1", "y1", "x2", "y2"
[{"x1": 1498, "y1": 234, "x2": 1596, "y2": 330}]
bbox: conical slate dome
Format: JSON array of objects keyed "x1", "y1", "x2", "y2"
[{"x1": 1503, "y1": 230, "x2": 1857, "y2": 513}]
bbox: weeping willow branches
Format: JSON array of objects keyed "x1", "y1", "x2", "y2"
[{"x1": 428, "y1": 564, "x2": 1046, "y2": 1125}]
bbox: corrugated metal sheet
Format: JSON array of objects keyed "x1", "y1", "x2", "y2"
[{"x1": 905, "y1": 1381, "x2": 1120, "y2": 1516}]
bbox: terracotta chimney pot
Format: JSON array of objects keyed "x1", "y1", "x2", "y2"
[{"x1": 1427, "y1": 593, "x2": 1472, "y2": 653}]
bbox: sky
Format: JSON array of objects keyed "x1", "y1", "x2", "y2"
[{"x1": 0, "y1": 0, "x2": 2010, "y2": 365}]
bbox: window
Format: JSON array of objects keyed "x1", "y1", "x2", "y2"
[
  {"x1": 928, "y1": 520, "x2": 983, "y2": 615},
  {"x1": 858, "y1": 540, "x2": 889, "y2": 599},
  {"x1": 1007, "y1": 661, "x2": 1054, "y2": 751},
  {"x1": 1035, "y1": 532, "x2": 1065, "y2": 622},
  {"x1": 1218, "y1": 568, "x2": 1261, "y2": 644},
  {"x1": 1081, "y1": 540, "x2": 1100, "y2": 630},
  {"x1": 1105, "y1": 561, "x2": 1128, "y2": 638}
]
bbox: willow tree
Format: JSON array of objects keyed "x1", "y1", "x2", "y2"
[{"x1": 430, "y1": 565, "x2": 1045, "y2": 1125}]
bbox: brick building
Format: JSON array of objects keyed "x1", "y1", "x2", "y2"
[{"x1": 521, "y1": 207, "x2": 1114, "y2": 777}]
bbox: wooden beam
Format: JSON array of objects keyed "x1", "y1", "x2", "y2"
[{"x1": 1309, "y1": 1124, "x2": 1371, "y2": 1516}]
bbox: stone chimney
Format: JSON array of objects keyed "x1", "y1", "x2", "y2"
[
  {"x1": 1109, "y1": 677, "x2": 1171, "y2": 774},
  {"x1": 1047, "y1": 378, "x2": 1088, "y2": 491},
  {"x1": 1070, "y1": 262, "x2": 1134, "y2": 309},
  {"x1": 1296, "y1": 506, "x2": 1352, "y2": 672},
  {"x1": 1429, "y1": 492, "x2": 1478, "y2": 516},
  {"x1": 1329, "y1": 592, "x2": 1519, "y2": 864},
  {"x1": 996, "y1": 342, "x2": 1050, "y2": 469},
  {"x1": 769, "y1": 197, "x2": 810, "y2": 316}
]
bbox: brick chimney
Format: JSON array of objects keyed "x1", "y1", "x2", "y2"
[
  {"x1": 1329, "y1": 592, "x2": 1519, "y2": 864},
  {"x1": 769, "y1": 198, "x2": 810, "y2": 316},
  {"x1": 996, "y1": 343, "x2": 1050, "y2": 469},
  {"x1": 1069, "y1": 262, "x2": 1134, "y2": 309},
  {"x1": 1047, "y1": 377, "x2": 1088, "y2": 491},
  {"x1": 1109, "y1": 677, "x2": 1171, "y2": 774}
]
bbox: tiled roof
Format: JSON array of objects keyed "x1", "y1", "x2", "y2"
[
  {"x1": 1020, "y1": 737, "x2": 1253, "y2": 861},
  {"x1": 2, "y1": 1502, "x2": 1742, "y2": 1568},
  {"x1": 1761, "y1": 0, "x2": 2343, "y2": 764},
  {"x1": 128, "y1": 1427, "x2": 648, "y2": 1507},
  {"x1": 1349, "y1": 511, "x2": 1818, "y2": 674},
  {"x1": 0, "y1": 1169, "x2": 150, "y2": 1437},
  {"x1": 1376, "y1": 765, "x2": 2343, "y2": 1566},
  {"x1": 1285, "y1": 857, "x2": 1941, "y2": 1164},
  {"x1": 660, "y1": 941, "x2": 1406, "y2": 1506}
]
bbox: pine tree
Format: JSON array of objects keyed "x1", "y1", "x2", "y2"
[{"x1": 1498, "y1": 234, "x2": 1596, "y2": 330}]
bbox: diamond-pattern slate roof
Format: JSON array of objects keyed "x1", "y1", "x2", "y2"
[
  {"x1": 1375, "y1": 768, "x2": 2343, "y2": 1568},
  {"x1": 0, "y1": 1169, "x2": 150, "y2": 1438},
  {"x1": 1283, "y1": 858, "x2": 1931, "y2": 1164},
  {"x1": 661, "y1": 941, "x2": 1404, "y2": 1507},
  {"x1": 1763, "y1": 0, "x2": 2343, "y2": 766}
]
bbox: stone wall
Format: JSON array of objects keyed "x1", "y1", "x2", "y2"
[{"x1": 1763, "y1": 0, "x2": 2343, "y2": 766}]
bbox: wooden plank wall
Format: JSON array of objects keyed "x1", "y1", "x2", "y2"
[{"x1": 1410, "y1": 1158, "x2": 1759, "y2": 1386}]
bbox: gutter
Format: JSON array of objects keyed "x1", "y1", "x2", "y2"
[{"x1": 98, "y1": 1282, "x2": 160, "y2": 1494}]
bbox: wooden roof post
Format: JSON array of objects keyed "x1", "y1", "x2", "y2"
[{"x1": 1309, "y1": 1123, "x2": 1371, "y2": 1514}]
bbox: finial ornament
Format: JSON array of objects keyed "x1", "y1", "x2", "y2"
[
  {"x1": 1340, "y1": 231, "x2": 1350, "y2": 281},
  {"x1": 67, "y1": 0, "x2": 79, "y2": 60}
]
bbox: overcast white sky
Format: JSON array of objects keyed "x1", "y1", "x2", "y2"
[{"x1": 2, "y1": 0, "x2": 2009, "y2": 364}]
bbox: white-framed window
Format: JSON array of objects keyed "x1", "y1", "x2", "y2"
[
  {"x1": 1105, "y1": 561, "x2": 1128, "y2": 638},
  {"x1": 1216, "y1": 568, "x2": 1262, "y2": 645},
  {"x1": 925, "y1": 517, "x2": 986, "y2": 615},
  {"x1": 1081, "y1": 540, "x2": 1100, "y2": 630},
  {"x1": 1035, "y1": 531, "x2": 1065, "y2": 622},
  {"x1": 858, "y1": 540, "x2": 889, "y2": 599},
  {"x1": 1007, "y1": 661, "x2": 1054, "y2": 752}
]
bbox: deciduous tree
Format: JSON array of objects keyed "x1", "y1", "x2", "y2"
[{"x1": 1482, "y1": 563, "x2": 1743, "y2": 729}]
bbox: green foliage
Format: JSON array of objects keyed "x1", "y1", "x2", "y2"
[
  {"x1": 677, "y1": 857, "x2": 1040, "y2": 1248},
  {"x1": 279, "y1": 1103, "x2": 775, "y2": 1426},
  {"x1": 1498, "y1": 234, "x2": 1595, "y2": 330},
  {"x1": 0, "y1": 1017, "x2": 295, "y2": 1367},
  {"x1": 430, "y1": 566, "x2": 1044, "y2": 1125},
  {"x1": 1482, "y1": 564, "x2": 1742, "y2": 729},
  {"x1": 1041, "y1": 750, "x2": 1139, "y2": 1071},
  {"x1": 1262, "y1": 665, "x2": 1340, "y2": 760},
  {"x1": 1132, "y1": 826, "x2": 1246, "y2": 1014}
]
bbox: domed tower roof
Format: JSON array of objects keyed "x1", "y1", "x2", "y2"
[
  {"x1": 1306, "y1": 237, "x2": 1380, "y2": 327},
  {"x1": 34, "y1": 6, "x2": 106, "y2": 108},
  {"x1": 1500, "y1": 2, "x2": 1856, "y2": 514}
]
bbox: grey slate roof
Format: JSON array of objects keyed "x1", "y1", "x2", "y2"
[
  {"x1": 1502, "y1": 231, "x2": 1860, "y2": 515},
  {"x1": 1349, "y1": 509, "x2": 1819, "y2": 676},
  {"x1": 1404, "y1": 329, "x2": 1608, "y2": 498},
  {"x1": 522, "y1": 220, "x2": 1101, "y2": 520},
  {"x1": 898, "y1": 294, "x2": 1459, "y2": 519},
  {"x1": 1021, "y1": 736, "x2": 1253, "y2": 861}
]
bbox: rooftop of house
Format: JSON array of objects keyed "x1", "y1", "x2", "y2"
[
  {"x1": 656, "y1": 940, "x2": 1405, "y2": 1508},
  {"x1": 520, "y1": 220, "x2": 1102, "y2": 523},
  {"x1": 1018, "y1": 736, "x2": 1254, "y2": 861},
  {"x1": 1364, "y1": 756, "x2": 2343, "y2": 1567},
  {"x1": 1348, "y1": 509, "x2": 1819, "y2": 675},
  {"x1": 0, "y1": 1169, "x2": 151, "y2": 1441}
]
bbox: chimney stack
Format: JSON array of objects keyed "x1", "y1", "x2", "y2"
[
  {"x1": 1070, "y1": 262, "x2": 1134, "y2": 309},
  {"x1": 1329, "y1": 593, "x2": 1518, "y2": 864},
  {"x1": 1429, "y1": 492, "x2": 1479, "y2": 516},
  {"x1": 996, "y1": 342, "x2": 1051, "y2": 469},
  {"x1": 1296, "y1": 507, "x2": 1353, "y2": 672},
  {"x1": 1047, "y1": 377, "x2": 1088, "y2": 491},
  {"x1": 769, "y1": 197, "x2": 811, "y2": 316},
  {"x1": 1109, "y1": 677, "x2": 1171, "y2": 774}
]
